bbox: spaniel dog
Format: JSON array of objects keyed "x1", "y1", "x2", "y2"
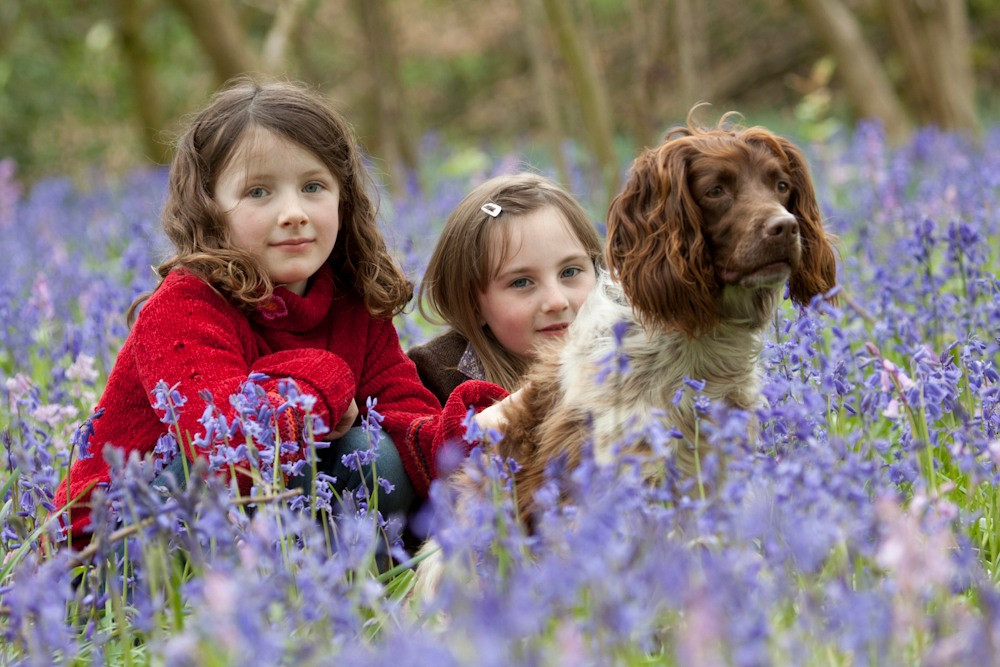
[{"x1": 414, "y1": 117, "x2": 837, "y2": 594}]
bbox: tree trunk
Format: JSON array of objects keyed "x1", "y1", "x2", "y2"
[
  {"x1": 883, "y1": 0, "x2": 979, "y2": 133},
  {"x1": 111, "y1": 0, "x2": 172, "y2": 165},
  {"x1": 540, "y1": 0, "x2": 619, "y2": 204},
  {"x1": 800, "y1": 0, "x2": 913, "y2": 143},
  {"x1": 0, "y1": 4, "x2": 26, "y2": 55},
  {"x1": 673, "y1": 0, "x2": 705, "y2": 115},
  {"x1": 351, "y1": 0, "x2": 419, "y2": 195},
  {"x1": 519, "y1": 0, "x2": 571, "y2": 187},
  {"x1": 625, "y1": 0, "x2": 669, "y2": 146},
  {"x1": 707, "y1": 30, "x2": 816, "y2": 102},
  {"x1": 168, "y1": 0, "x2": 258, "y2": 84},
  {"x1": 262, "y1": 0, "x2": 315, "y2": 75}
]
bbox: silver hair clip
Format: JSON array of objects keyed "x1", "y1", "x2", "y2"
[{"x1": 481, "y1": 202, "x2": 502, "y2": 218}]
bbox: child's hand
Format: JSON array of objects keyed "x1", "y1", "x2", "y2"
[
  {"x1": 326, "y1": 399, "x2": 359, "y2": 440},
  {"x1": 473, "y1": 388, "x2": 522, "y2": 434}
]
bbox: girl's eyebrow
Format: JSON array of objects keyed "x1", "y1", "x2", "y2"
[
  {"x1": 238, "y1": 166, "x2": 272, "y2": 182},
  {"x1": 240, "y1": 167, "x2": 332, "y2": 182},
  {"x1": 552, "y1": 251, "x2": 592, "y2": 267},
  {"x1": 560, "y1": 251, "x2": 591, "y2": 263},
  {"x1": 301, "y1": 168, "x2": 335, "y2": 180}
]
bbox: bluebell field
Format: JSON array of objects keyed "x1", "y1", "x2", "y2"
[{"x1": 1, "y1": 123, "x2": 999, "y2": 665}]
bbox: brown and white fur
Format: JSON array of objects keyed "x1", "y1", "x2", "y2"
[{"x1": 414, "y1": 117, "x2": 837, "y2": 596}]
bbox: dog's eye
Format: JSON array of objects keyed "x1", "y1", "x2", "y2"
[
  {"x1": 776, "y1": 181, "x2": 790, "y2": 193},
  {"x1": 705, "y1": 186, "x2": 724, "y2": 198}
]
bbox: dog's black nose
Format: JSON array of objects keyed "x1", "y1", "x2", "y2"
[{"x1": 764, "y1": 213, "x2": 798, "y2": 239}]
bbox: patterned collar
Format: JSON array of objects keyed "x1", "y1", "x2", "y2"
[
  {"x1": 249, "y1": 263, "x2": 335, "y2": 332},
  {"x1": 457, "y1": 342, "x2": 486, "y2": 381}
]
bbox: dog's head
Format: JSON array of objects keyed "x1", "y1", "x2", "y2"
[{"x1": 606, "y1": 117, "x2": 837, "y2": 336}]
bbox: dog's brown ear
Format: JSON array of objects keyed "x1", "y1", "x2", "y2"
[
  {"x1": 777, "y1": 137, "x2": 838, "y2": 306},
  {"x1": 607, "y1": 139, "x2": 718, "y2": 337}
]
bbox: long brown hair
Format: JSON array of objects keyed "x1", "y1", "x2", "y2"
[
  {"x1": 419, "y1": 172, "x2": 603, "y2": 391},
  {"x1": 128, "y1": 76, "x2": 411, "y2": 324}
]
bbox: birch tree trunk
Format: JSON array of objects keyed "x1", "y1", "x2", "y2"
[{"x1": 261, "y1": 0, "x2": 315, "y2": 74}]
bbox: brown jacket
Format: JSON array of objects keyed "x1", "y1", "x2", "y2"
[{"x1": 407, "y1": 330, "x2": 484, "y2": 406}]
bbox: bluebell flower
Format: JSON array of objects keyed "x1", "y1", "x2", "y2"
[
  {"x1": 461, "y1": 405, "x2": 484, "y2": 444},
  {"x1": 595, "y1": 319, "x2": 632, "y2": 383},
  {"x1": 70, "y1": 406, "x2": 104, "y2": 461},
  {"x1": 151, "y1": 379, "x2": 187, "y2": 424}
]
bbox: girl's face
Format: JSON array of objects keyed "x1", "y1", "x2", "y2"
[
  {"x1": 478, "y1": 206, "x2": 597, "y2": 360},
  {"x1": 214, "y1": 128, "x2": 341, "y2": 296}
]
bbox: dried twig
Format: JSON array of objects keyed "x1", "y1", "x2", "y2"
[
  {"x1": 67, "y1": 487, "x2": 303, "y2": 566},
  {"x1": 840, "y1": 289, "x2": 876, "y2": 324}
]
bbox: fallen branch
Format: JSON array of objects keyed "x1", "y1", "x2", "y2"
[
  {"x1": 67, "y1": 487, "x2": 303, "y2": 566},
  {"x1": 840, "y1": 289, "x2": 876, "y2": 324}
]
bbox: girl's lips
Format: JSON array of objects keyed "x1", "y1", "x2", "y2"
[
  {"x1": 538, "y1": 323, "x2": 570, "y2": 334},
  {"x1": 271, "y1": 238, "x2": 314, "y2": 248}
]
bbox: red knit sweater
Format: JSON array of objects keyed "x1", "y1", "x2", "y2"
[{"x1": 54, "y1": 265, "x2": 507, "y2": 537}]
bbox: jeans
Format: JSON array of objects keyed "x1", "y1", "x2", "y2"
[{"x1": 287, "y1": 426, "x2": 417, "y2": 518}]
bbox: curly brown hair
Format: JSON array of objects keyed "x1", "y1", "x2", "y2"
[{"x1": 128, "y1": 76, "x2": 411, "y2": 324}]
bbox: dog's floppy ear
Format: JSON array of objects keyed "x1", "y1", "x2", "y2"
[
  {"x1": 607, "y1": 138, "x2": 718, "y2": 337},
  {"x1": 777, "y1": 137, "x2": 838, "y2": 305}
]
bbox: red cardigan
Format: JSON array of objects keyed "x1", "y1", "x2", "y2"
[{"x1": 54, "y1": 265, "x2": 506, "y2": 537}]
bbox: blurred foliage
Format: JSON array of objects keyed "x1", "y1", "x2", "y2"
[
  {"x1": 1, "y1": 0, "x2": 999, "y2": 184},
  {"x1": 0, "y1": 1, "x2": 209, "y2": 181}
]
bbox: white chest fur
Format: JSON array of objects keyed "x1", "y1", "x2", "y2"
[{"x1": 556, "y1": 274, "x2": 765, "y2": 468}]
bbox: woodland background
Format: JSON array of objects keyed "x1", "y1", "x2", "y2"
[
  {"x1": 2, "y1": 0, "x2": 999, "y2": 206},
  {"x1": 2, "y1": 3, "x2": 1000, "y2": 661}
]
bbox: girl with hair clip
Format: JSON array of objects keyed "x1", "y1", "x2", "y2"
[
  {"x1": 409, "y1": 172, "x2": 603, "y2": 405},
  {"x1": 54, "y1": 78, "x2": 506, "y2": 539}
]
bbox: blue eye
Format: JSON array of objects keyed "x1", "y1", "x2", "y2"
[
  {"x1": 303, "y1": 182, "x2": 323, "y2": 193},
  {"x1": 510, "y1": 278, "x2": 531, "y2": 289},
  {"x1": 562, "y1": 267, "x2": 583, "y2": 279},
  {"x1": 248, "y1": 186, "x2": 268, "y2": 198}
]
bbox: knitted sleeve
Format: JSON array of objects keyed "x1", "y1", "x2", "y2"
[
  {"x1": 351, "y1": 318, "x2": 508, "y2": 497},
  {"x1": 132, "y1": 276, "x2": 356, "y2": 489},
  {"x1": 401, "y1": 380, "x2": 510, "y2": 496}
]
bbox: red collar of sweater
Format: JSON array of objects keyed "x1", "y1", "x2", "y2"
[{"x1": 248, "y1": 263, "x2": 337, "y2": 332}]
